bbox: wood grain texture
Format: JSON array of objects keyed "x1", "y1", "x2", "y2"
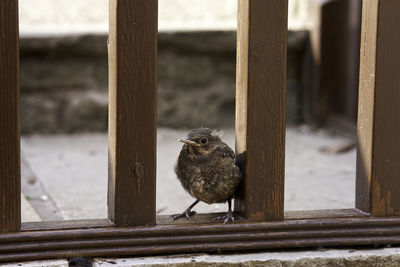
[
  {"x1": 2, "y1": 227, "x2": 400, "y2": 254},
  {"x1": 2, "y1": 216, "x2": 400, "y2": 262},
  {"x1": 158, "y1": 209, "x2": 367, "y2": 224},
  {"x1": 0, "y1": 0, "x2": 20, "y2": 233},
  {"x1": 20, "y1": 209, "x2": 367, "y2": 230},
  {"x1": 356, "y1": 0, "x2": 400, "y2": 216},
  {"x1": 3, "y1": 236, "x2": 400, "y2": 263},
  {"x1": 356, "y1": 0, "x2": 378, "y2": 214},
  {"x1": 284, "y1": 209, "x2": 368, "y2": 220},
  {"x1": 9, "y1": 216, "x2": 400, "y2": 241},
  {"x1": 21, "y1": 219, "x2": 114, "y2": 232},
  {"x1": 235, "y1": 0, "x2": 288, "y2": 221},
  {"x1": 108, "y1": 0, "x2": 157, "y2": 226}
]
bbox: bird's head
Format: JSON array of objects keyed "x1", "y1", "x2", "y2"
[{"x1": 179, "y1": 128, "x2": 222, "y2": 155}]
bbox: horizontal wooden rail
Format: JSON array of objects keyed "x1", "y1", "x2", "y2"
[
  {"x1": 2, "y1": 236, "x2": 400, "y2": 263},
  {"x1": 2, "y1": 216, "x2": 400, "y2": 262},
  {"x1": 7, "y1": 227, "x2": 400, "y2": 254}
]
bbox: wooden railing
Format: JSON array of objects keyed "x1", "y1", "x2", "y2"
[{"x1": 1, "y1": 0, "x2": 400, "y2": 263}]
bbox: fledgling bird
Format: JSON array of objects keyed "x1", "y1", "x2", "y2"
[{"x1": 173, "y1": 128, "x2": 242, "y2": 223}]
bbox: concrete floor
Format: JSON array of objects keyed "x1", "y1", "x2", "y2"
[{"x1": 21, "y1": 126, "x2": 356, "y2": 222}]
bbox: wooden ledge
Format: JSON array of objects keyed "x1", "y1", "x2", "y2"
[
  {"x1": 20, "y1": 209, "x2": 367, "y2": 231},
  {"x1": 1, "y1": 210, "x2": 399, "y2": 263}
]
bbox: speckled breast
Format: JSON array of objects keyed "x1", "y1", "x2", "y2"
[{"x1": 175, "y1": 152, "x2": 241, "y2": 204}]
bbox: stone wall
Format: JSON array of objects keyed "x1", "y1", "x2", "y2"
[{"x1": 20, "y1": 31, "x2": 307, "y2": 133}]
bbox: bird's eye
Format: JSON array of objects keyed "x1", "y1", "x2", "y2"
[{"x1": 200, "y1": 137, "x2": 208, "y2": 144}]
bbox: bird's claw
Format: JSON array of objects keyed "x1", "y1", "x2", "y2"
[
  {"x1": 171, "y1": 210, "x2": 197, "y2": 220},
  {"x1": 213, "y1": 210, "x2": 235, "y2": 224}
]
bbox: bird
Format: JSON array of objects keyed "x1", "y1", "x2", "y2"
[{"x1": 173, "y1": 128, "x2": 242, "y2": 223}]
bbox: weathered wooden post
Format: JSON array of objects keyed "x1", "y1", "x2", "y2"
[
  {"x1": 0, "y1": 0, "x2": 20, "y2": 233},
  {"x1": 235, "y1": 0, "x2": 288, "y2": 221},
  {"x1": 356, "y1": 0, "x2": 400, "y2": 216},
  {"x1": 108, "y1": 0, "x2": 158, "y2": 226}
]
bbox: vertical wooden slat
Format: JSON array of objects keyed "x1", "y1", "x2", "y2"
[
  {"x1": 356, "y1": 0, "x2": 400, "y2": 216},
  {"x1": 0, "y1": 0, "x2": 21, "y2": 232},
  {"x1": 235, "y1": 0, "x2": 288, "y2": 221},
  {"x1": 305, "y1": 0, "x2": 362, "y2": 126},
  {"x1": 108, "y1": 0, "x2": 157, "y2": 226}
]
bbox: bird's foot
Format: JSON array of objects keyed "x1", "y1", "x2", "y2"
[
  {"x1": 213, "y1": 210, "x2": 235, "y2": 224},
  {"x1": 171, "y1": 209, "x2": 197, "y2": 220}
]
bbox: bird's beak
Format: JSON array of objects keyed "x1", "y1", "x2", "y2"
[{"x1": 178, "y1": 137, "x2": 201, "y2": 147}]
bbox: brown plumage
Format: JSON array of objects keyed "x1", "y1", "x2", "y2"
[{"x1": 173, "y1": 128, "x2": 242, "y2": 223}]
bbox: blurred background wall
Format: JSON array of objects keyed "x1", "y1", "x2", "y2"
[{"x1": 18, "y1": 0, "x2": 361, "y2": 134}]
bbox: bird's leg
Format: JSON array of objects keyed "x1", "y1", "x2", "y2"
[
  {"x1": 223, "y1": 198, "x2": 235, "y2": 223},
  {"x1": 213, "y1": 198, "x2": 235, "y2": 224},
  {"x1": 171, "y1": 200, "x2": 199, "y2": 220}
]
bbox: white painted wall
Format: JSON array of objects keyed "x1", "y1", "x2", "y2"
[{"x1": 19, "y1": 0, "x2": 315, "y2": 35}]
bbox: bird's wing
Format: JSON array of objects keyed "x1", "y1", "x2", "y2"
[{"x1": 215, "y1": 143, "x2": 235, "y2": 159}]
